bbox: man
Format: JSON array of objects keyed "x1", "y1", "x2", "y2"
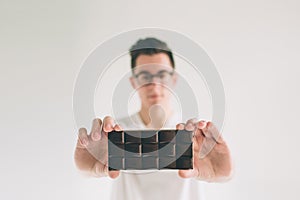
[{"x1": 74, "y1": 38, "x2": 232, "y2": 199}]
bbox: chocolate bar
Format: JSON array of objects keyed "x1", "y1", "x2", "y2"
[{"x1": 108, "y1": 129, "x2": 193, "y2": 170}]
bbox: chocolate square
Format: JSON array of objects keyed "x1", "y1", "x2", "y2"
[
  {"x1": 108, "y1": 143, "x2": 125, "y2": 157},
  {"x1": 176, "y1": 157, "x2": 193, "y2": 169},
  {"x1": 142, "y1": 156, "x2": 158, "y2": 169},
  {"x1": 125, "y1": 143, "x2": 141, "y2": 157},
  {"x1": 159, "y1": 130, "x2": 176, "y2": 143},
  {"x1": 159, "y1": 157, "x2": 177, "y2": 169},
  {"x1": 142, "y1": 143, "x2": 159, "y2": 156},
  {"x1": 176, "y1": 144, "x2": 192, "y2": 157},
  {"x1": 141, "y1": 130, "x2": 158, "y2": 143},
  {"x1": 109, "y1": 157, "x2": 124, "y2": 170},
  {"x1": 176, "y1": 130, "x2": 193, "y2": 144},
  {"x1": 108, "y1": 131, "x2": 123, "y2": 144},
  {"x1": 125, "y1": 157, "x2": 142, "y2": 169},
  {"x1": 159, "y1": 143, "x2": 175, "y2": 157},
  {"x1": 125, "y1": 131, "x2": 141, "y2": 143}
]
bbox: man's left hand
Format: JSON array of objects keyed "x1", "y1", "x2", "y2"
[{"x1": 176, "y1": 119, "x2": 233, "y2": 182}]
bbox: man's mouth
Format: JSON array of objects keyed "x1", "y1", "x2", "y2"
[{"x1": 148, "y1": 94, "x2": 161, "y2": 99}]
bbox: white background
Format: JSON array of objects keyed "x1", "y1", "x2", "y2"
[{"x1": 1, "y1": 0, "x2": 300, "y2": 199}]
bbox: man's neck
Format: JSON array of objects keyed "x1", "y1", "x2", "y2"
[{"x1": 139, "y1": 104, "x2": 173, "y2": 129}]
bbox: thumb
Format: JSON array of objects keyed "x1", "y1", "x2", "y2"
[
  {"x1": 178, "y1": 169, "x2": 198, "y2": 178},
  {"x1": 108, "y1": 170, "x2": 120, "y2": 179}
]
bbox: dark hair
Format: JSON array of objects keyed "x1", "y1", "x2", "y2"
[{"x1": 129, "y1": 37, "x2": 175, "y2": 70}]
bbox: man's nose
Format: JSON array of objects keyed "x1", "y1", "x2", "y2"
[
  {"x1": 146, "y1": 79, "x2": 161, "y2": 87},
  {"x1": 151, "y1": 76, "x2": 161, "y2": 83}
]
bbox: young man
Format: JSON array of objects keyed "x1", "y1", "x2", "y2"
[{"x1": 74, "y1": 38, "x2": 232, "y2": 200}]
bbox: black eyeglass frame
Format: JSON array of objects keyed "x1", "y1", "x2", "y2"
[{"x1": 132, "y1": 69, "x2": 175, "y2": 85}]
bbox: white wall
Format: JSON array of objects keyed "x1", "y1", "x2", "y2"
[{"x1": 1, "y1": 0, "x2": 299, "y2": 199}]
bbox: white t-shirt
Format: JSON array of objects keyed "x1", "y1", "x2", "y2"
[{"x1": 110, "y1": 112, "x2": 205, "y2": 200}]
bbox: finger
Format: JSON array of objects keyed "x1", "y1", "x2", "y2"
[
  {"x1": 108, "y1": 170, "x2": 120, "y2": 179},
  {"x1": 78, "y1": 128, "x2": 89, "y2": 147},
  {"x1": 196, "y1": 120, "x2": 212, "y2": 138},
  {"x1": 193, "y1": 130, "x2": 204, "y2": 152},
  {"x1": 103, "y1": 116, "x2": 116, "y2": 133},
  {"x1": 208, "y1": 122, "x2": 224, "y2": 143},
  {"x1": 176, "y1": 123, "x2": 185, "y2": 130},
  {"x1": 186, "y1": 118, "x2": 198, "y2": 124},
  {"x1": 178, "y1": 169, "x2": 198, "y2": 178},
  {"x1": 196, "y1": 120, "x2": 207, "y2": 129},
  {"x1": 199, "y1": 137, "x2": 217, "y2": 158},
  {"x1": 201, "y1": 122, "x2": 224, "y2": 143},
  {"x1": 91, "y1": 118, "x2": 102, "y2": 141},
  {"x1": 184, "y1": 118, "x2": 198, "y2": 131},
  {"x1": 195, "y1": 121, "x2": 219, "y2": 157},
  {"x1": 113, "y1": 124, "x2": 123, "y2": 131}
]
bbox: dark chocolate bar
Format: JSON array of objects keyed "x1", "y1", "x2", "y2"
[{"x1": 108, "y1": 129, "x2": 193, "y2": 170}]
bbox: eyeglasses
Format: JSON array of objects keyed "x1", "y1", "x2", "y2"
[{"x1": 133, "y1": 70, "x2": 175, "y2": 85}]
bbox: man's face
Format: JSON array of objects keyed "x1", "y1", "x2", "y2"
[{"x1": 130, "y1": 53, "x2": 177, "y2": 108}]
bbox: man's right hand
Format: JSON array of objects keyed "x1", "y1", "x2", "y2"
[{"x1": 74, "y1": 116, "x2": 122, "y2": 179}]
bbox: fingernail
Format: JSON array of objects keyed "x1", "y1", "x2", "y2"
[
  {"x1": 198, "y1": 121, "x2": 206, "y2": 128},
  {"x1": 105, "y1": 124, "x2": 112, "y2": 131}
]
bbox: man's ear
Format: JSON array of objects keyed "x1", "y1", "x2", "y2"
[{"x1": 130, "y1": 76, "x2": 137, "y2": 89}]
